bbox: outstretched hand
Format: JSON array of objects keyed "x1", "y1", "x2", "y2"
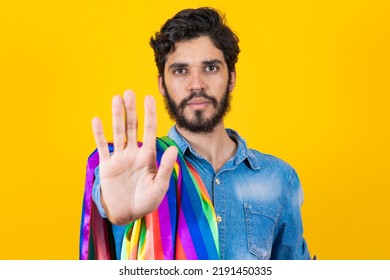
[{"x1": 92, "y1": 90, "x2": 178, "y2": 225}]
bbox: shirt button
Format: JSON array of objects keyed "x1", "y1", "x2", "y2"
[
  {"x1": 215, "y1": 178, "x2": 220, "y2": 185},
  {"x1": 216, "y1": 215, "x2": 222, "y2": 223}
]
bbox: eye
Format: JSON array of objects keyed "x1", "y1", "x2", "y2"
[
  {"x1": 173, "y1": 68, "x2": 187, "y2": 75},
  {"x1": 205, "y1": 65, "x2": 219, "y2": 72}
]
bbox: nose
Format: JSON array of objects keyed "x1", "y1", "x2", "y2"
[{"x1": 188, "y1": 71, "x2": 206, "y2": 92}]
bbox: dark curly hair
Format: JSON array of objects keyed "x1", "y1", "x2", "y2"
[{"x1": 150, "y1": 7, "x2": 240, "y2": 77}]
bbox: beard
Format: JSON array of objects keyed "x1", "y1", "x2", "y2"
[{"x1": 162, "y1": 81, "x2": 232, "y2": 133}]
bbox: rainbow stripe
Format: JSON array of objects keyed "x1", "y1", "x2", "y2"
[{"x1": 80, "y1": 137, "x2": 219, "y2": 260}]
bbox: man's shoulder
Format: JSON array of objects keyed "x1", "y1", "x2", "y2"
[
  {"x1": 247, "y1": 149, "x2": 302, "y2": 199},
  {"x1": 248, "y1": 148, "x2": 296, "y2": 175},
  {"x1": 230, "y1": 129, "x2": 297, "y2": 177}
]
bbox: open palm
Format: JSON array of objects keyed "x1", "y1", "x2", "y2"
[{"x1": 92, "y1": 90, "x2": 178, "y2": 225}]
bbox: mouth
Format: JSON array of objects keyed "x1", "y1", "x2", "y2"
[{"x1": 186, "y1": 98, "x2": 211, "y2": 109}]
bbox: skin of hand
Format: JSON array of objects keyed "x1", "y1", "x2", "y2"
[{"x1": 91, "y1": 89, "x2": 178, "y2": 225}]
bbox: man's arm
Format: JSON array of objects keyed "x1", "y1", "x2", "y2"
[{"x1": 271, "y1": 169, "x2": 311, "y2": 260}]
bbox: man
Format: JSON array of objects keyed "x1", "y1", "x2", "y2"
[{"x1": 81, "y1": 7, "x2": 311, "y2": 260}]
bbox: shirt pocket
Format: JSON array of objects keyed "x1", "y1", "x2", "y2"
[{"x1": 244, "y1": 203, "x2": 279, "y2": 260}]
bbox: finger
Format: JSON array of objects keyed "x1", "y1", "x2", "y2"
[
  {"x1": 142, "y1": 95, "x2": 157, "y2": 151},
  {"x1": 154, "y1": 146, "x2": 178, "y2": 193},
  {"x1": 124, "y1": 90, "x2": 138, "y2": 148},
  {"x1": 112, "y1": 95, "x2": 126, "y2": 152},
  {"x1": 92, "y1": 117, "x2": 110, "y2": 161}
]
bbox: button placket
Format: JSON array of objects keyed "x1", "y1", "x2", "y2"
[
  {"x1": 215, "y1": 178, "x2": 221, "y2": 223},
  {"x1": 213, "y1": 172, "x2": 225, "y2": 258}
]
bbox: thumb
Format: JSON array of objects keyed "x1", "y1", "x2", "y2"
[{"x1": 154, "y1": 146, "x2": 178, "y2": 193}]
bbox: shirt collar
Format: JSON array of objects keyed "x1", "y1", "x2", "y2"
[{"x1": 167, "y1": 126, "x2": 260, "y2": 170}]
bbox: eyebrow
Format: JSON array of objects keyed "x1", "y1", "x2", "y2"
[
  {"x1": 202, "y1": 59, "x2": 224, "y2": 66},
  {"x1": 167, "y1": 59, "x2": 224, "y2": 71},
  {"x1": 168, "y1": 63, "x2": 188, "y2": 71}
]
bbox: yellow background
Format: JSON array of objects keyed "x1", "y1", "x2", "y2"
[{"x1": 0, "y1": 0, "x2": 389, "y2": 259}]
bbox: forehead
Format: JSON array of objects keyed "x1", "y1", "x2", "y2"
[{"x1": 165, "y1": 36, "x2": 226, "y2": 67}]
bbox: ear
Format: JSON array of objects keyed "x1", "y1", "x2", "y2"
[
  {"x1": 228, "y1": 71, "x2": 236, "y2": 93},
  {"x1": 158, "y1": 75, "x2": 165, "y2": 96}
]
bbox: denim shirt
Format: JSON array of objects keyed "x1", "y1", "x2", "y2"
[{"x1": 92, "y1": 126, "x2": 311, "y2": 260}]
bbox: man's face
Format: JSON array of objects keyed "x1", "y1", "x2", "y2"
[{"x1": 159, "y1": 36, "x2": 236, "y2": 133}]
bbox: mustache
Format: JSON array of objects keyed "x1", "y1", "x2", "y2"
[{"x1": 178, "y1": 90, "x2": 218, "y2": 110}]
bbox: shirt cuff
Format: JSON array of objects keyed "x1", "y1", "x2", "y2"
[{"x1": 91, "y1": 165, "x2": 108, "y2": 218}]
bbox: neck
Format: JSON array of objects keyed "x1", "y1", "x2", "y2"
[{"x1": 175, "y1": 122, "x2": 237, "y2": 172}]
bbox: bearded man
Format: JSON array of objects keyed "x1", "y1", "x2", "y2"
[{"x1": 80, "y1": 7, "x2": 311, "y2": 260}]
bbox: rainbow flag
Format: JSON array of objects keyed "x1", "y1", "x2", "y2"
[{"x1": 80, "y1": 137, "x2": 219, "y2": 260}]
